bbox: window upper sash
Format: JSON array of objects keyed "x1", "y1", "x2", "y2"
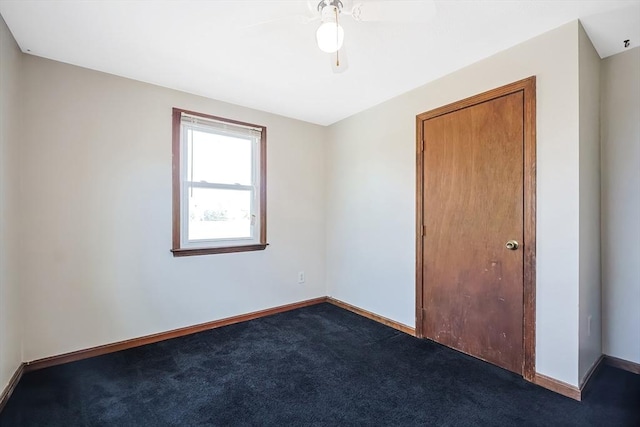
[{"x1": 181, "y1": 113, "x2": 262, "y2": 139}]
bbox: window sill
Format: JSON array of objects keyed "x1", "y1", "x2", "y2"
[{"x1": 171, "y1": 244, "x2": 268, "y2": 257}]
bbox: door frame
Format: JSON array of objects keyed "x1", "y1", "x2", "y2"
[{"x1": 415, "y1": 76, "x2": 536, "y2": 381}]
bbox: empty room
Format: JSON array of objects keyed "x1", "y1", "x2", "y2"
[{"x1": 0, "y1": 0, "x2": 639, "y2": 425}]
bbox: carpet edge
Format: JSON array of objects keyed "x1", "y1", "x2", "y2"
[
  {"x1": 24, "y1": 297, "x2": 328, "y2": 372},
  {"x1": 326, "y1": 297, "x2": 416, "y2": 336}
]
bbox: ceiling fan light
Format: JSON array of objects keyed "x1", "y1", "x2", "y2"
[{"x1": 316, "y1": 22, "x2": 344, "y2": 53}]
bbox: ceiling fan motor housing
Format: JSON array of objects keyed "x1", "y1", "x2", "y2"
[{"x1": 318, "y1": 0, "x2": 344, "y2": 13}]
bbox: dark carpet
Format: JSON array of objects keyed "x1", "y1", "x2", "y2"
[{"x1": 1, "y1": 303, "x2": 638, "y2": 426}]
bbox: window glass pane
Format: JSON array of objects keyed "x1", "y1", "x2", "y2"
[
  {"x1": 188, "y1": 188, "x2": 252, "y2": 241},
  {"x1": 188, "y1": 129, "x2": 252, "y2": 185}
]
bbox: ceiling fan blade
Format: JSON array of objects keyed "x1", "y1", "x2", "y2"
[
  {"x1": 331, "y1": 46, "x2": 349, "y2": 73},
  {"x1": 348, "y1": 1, "x2": 436, "y2": 22},
  {"x1": 239, "y1": 14, "x2": 318, "y2": 35}
]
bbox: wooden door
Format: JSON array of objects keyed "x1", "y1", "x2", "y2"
[{"x1": 416, "y1": 79, "x2": 536, "y2": 376}]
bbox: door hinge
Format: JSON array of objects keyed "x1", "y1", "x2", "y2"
[
  {"x1": 421, "y1": 225, "x2": 426, "y2": 236},
  {"x1": 420, "y1": 139, "x2": 424, "y2": 152}
]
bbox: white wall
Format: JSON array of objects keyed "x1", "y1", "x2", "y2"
[
  {"x1": 601, "y1": 46, "x2": 640, "y2": 364},
  {"x1": 326, "y1": 21, "x2": 583, "y2": 386},
  {"x1": 4, "y1": 15, "x2": 634, "y2": 391},
  {"x1": 0, "y1": 14, "x2": 23, "y2": 392},
  {"x1": 19, "y1": 55, "x2": 327, "y2": 361},
  {"x1": 577, "y1": 23, "x2": 602, "y2": 383}
]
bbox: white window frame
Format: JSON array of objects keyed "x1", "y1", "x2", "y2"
[{"x1": 171, "y1": 108, "x2": 267, "y2": 256}]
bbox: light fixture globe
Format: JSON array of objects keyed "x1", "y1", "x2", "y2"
[{"x1": 316, "y1": 21, "x2": 344, "y2": 53}]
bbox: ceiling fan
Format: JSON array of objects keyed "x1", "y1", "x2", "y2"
[
  {"x1": 244, "y1": 1, "x2": 436, "y2": 73},
  {"x1": 313, "y1": 0, "x2": 436, "y2": 72}
]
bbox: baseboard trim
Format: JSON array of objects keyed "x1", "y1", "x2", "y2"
[
  {"x1": 604, "y1": 355, "x2": 640, "y2": 374},
  {"x1": 533, "y1": 354, "x2": 605, "y2": 402},
  {"x1": 0, "y1": 363, "x2": 25, "y2": 413},
  {"x1": 579, "y1": 354, "x2": 605, "y2": 399},
  {"x1": 326, "y1": 297, "x2": 416, "y2": 336},
  {"x1": 25, "y1": 297, "x2": 327, "y2": 372},
  {"x1": 18, "y1": 297, "x2": 633, "y2": 405},
  {"x1": 533, "y1": 373, "x2": 581, "y2": 401},
  {"x1": 324, "y1": 299, "x2": 613, "y2": 402}
]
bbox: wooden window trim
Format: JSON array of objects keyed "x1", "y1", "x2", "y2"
[{"x1": 171, "y1": 108, "x2": 267, "y2": 256}]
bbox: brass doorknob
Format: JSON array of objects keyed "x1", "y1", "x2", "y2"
[{"x1": 506, "y1": 240, "x2": 519, "y2": 250}]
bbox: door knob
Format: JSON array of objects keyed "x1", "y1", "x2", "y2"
[{"x1": 505, "y1": 240, "x2": 519, "y2": 250}]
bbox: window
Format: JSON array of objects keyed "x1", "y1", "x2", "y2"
[{"x1": 171, "y1": 108, "x2": 267, "y2": 256}]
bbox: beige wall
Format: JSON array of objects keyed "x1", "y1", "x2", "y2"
[
  {"x1": 0, "y1": 15, "x2": 23, "y2": 392},
  {"x1": 326, "y1": 21, "x2": 584, "y2": 385},
  {"x1": 601, "y1": 46, "x2": 640, "y2": 364},
  {"x1": 18, "y1": 55, "x2": 328, "y2": 361},
  {"x1": 578, "y1": 23, "x2": 602, "y2": 383}
]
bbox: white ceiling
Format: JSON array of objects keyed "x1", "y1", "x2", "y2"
[{"x1": 1, "y1": 0, "x2": 638, "y2": 125}]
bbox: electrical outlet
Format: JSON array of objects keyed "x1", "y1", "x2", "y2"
[
  {"x1": 298, "y1": 271, "x2": 305, "y2": 284},
  {"x1": 587, "y1": 315, "x2": 592, "y2": 337}
]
